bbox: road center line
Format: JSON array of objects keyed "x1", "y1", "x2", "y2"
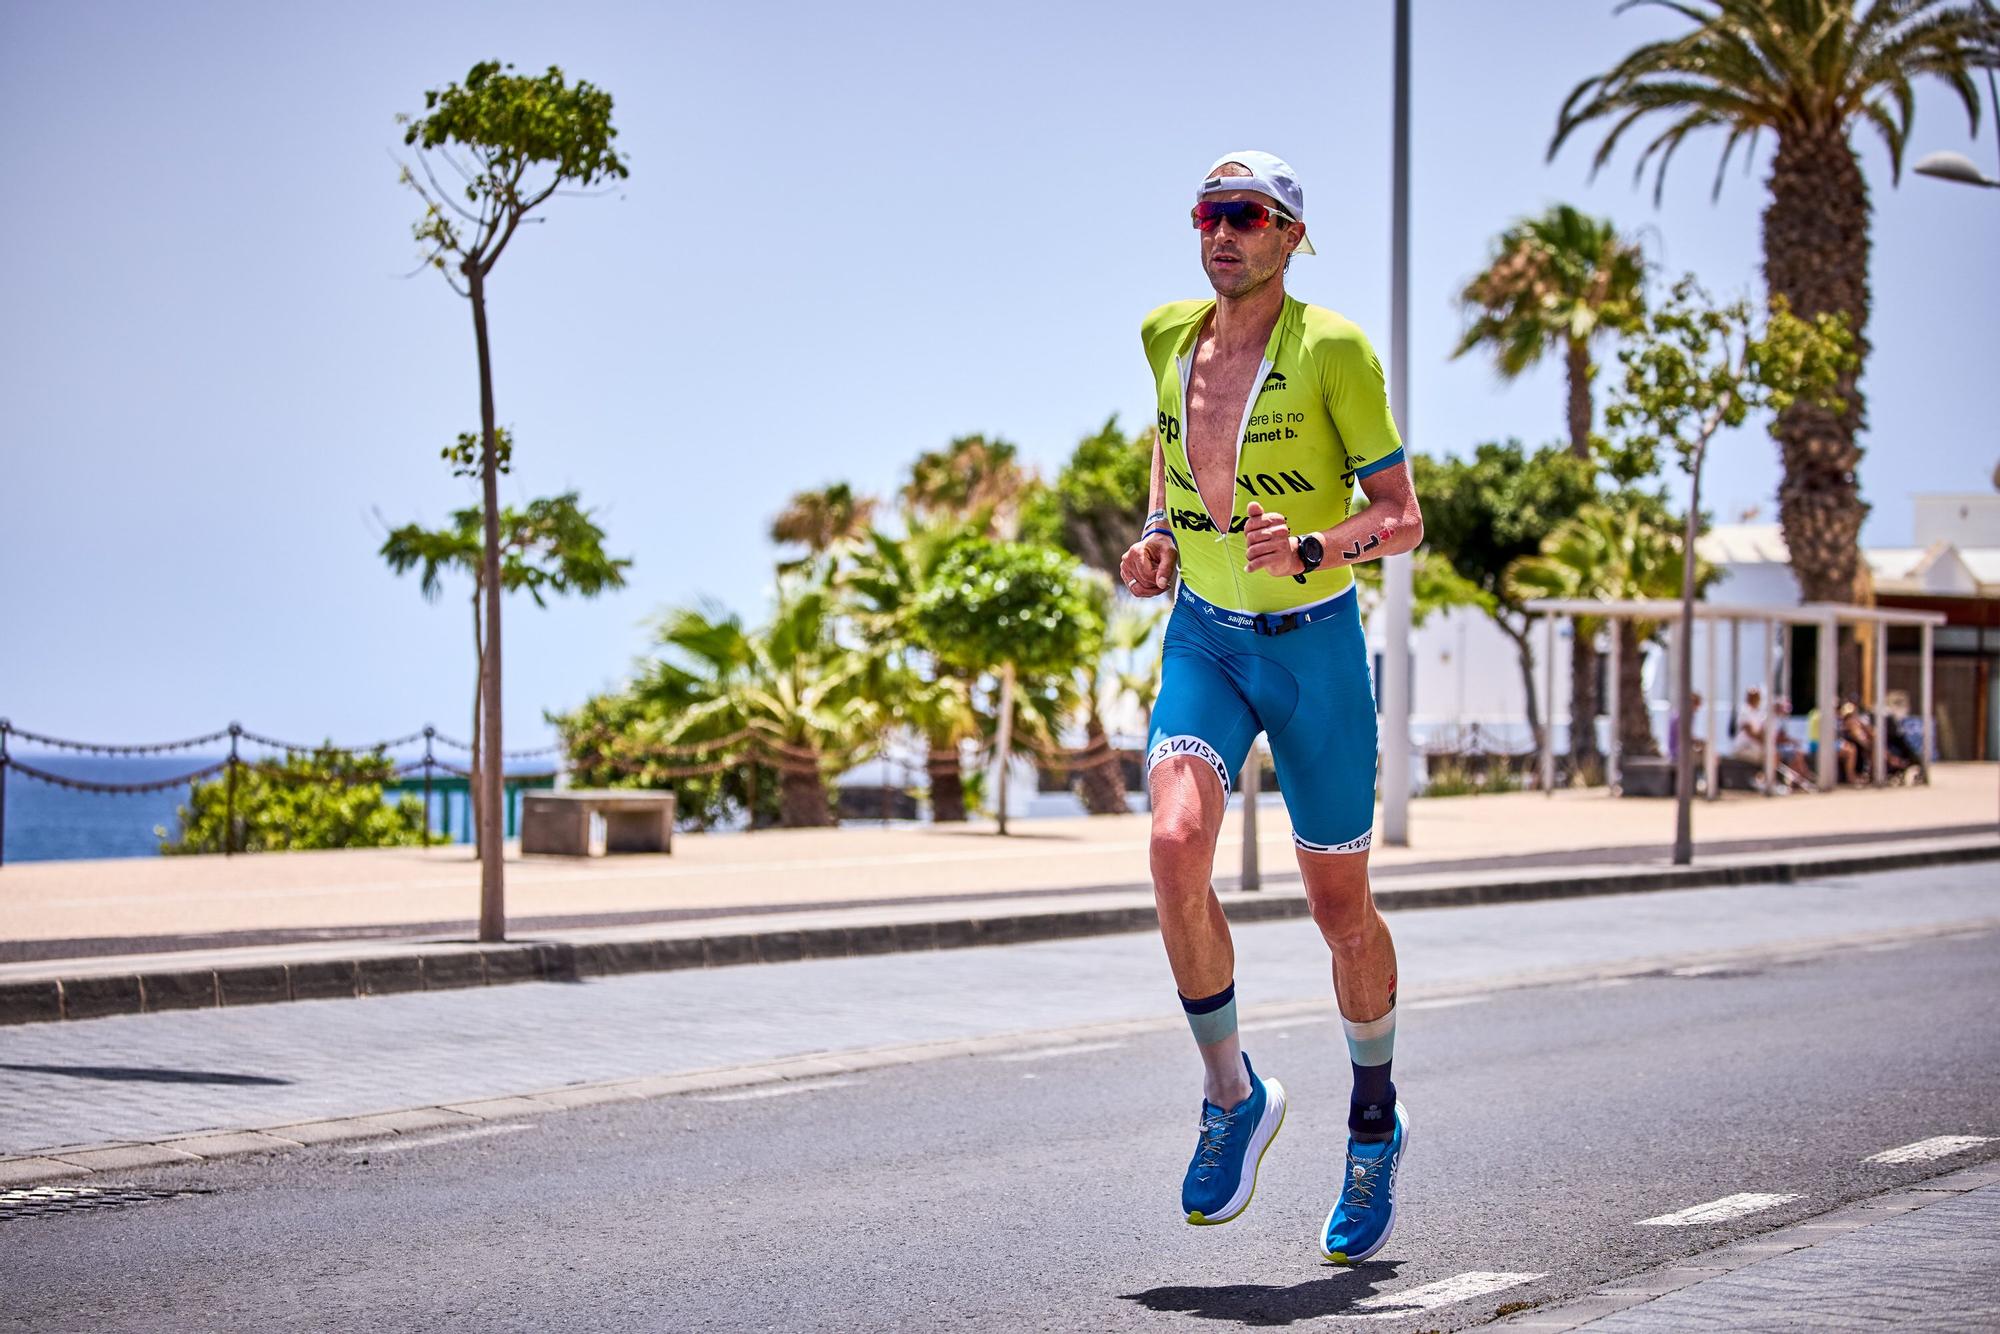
[
  {"x1": 344, "y1": 1124, "x2": 536, "y2": 1154},
  {"x1": 1637, "y1": 1192, "x2": 1800, "y2": 1226},
  {"x1": 1864, "y1": 1134, "x2": 1995, "y2": 1165},
  {"x1": 1404, "y1": 995, "x2": 1490, "y2": 1011},
  {"x1": 1350, "y1": 1270, "x2": 1544, "y2": 1316}
]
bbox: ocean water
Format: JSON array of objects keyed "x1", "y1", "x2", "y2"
[{"x1": 0, "y1": 753, "x2": 481, "y2": 864}]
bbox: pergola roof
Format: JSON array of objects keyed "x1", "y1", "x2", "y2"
[{"x1": 1521, "y1": 598, "x2": 1946, "y2": 628}]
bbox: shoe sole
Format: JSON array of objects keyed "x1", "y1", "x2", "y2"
[
  {"x1": 1185, "y1": 1077, "x2": 1287, "y2": 1227},
  {"x1": 1320, "y1": 1100, "x2": 1410, "y2": 1264}
]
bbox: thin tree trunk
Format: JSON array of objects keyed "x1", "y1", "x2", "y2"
[
  {"x1": 1672, "y1": 452, "x2": 1706, "y2": 866},
  {"x1": 1765, "y1": 128, "x2": 1870, "y2": 696},
  {"x1": 467, "y1": 265, "x2": 506, "y2": 942},
  {"x1": 469, "y1": 587, "x2": 484, "y2": 854},
  {"x1": 1499, "y1": 616, "x2": 1544, "y2": 759},
  {"x1": 1564, "y1": 339, "x2": 1602, "y2": 773}
]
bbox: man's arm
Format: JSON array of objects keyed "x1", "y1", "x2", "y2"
[
  {"x1": 1243, "y1": 462, "x2": 1423, "y2": 576},
  {"x1": 1119, "y1": 432, "x2": 1179, "y2": 597}
]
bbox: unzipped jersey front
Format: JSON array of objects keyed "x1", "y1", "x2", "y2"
[{"x1": 1142, "y1": 294, "x2": 1406, "y2": 614}]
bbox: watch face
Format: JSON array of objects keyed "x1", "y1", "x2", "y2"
[{"x1": 1298, "y1": 535, "x2": 1323, "y2": 569}]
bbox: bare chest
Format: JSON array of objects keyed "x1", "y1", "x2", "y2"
[{"x1": 1184, "y1": 338, "x2": 1264, "y2": 523}]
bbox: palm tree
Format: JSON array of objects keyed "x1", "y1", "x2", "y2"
[
  {"x1": 635, "y1": 582, "x2": 880, "y2": 828},
  {"x1": 902, "y1": 434, "x2": 1033, "y2": 538},
  {"x1": 1551, "y1": 0, "x2": 1999, "y2": 633},
  {"x1": 770, "y1": 482, "x2": 879, "y2": 562},
  {"x1": 1457, "y1": 204, "x2": 1647, "y2": 774},
  {"x1": 1505, "y1": 498, "x2": 1710, "y2": 762},
  {"x1": 840, "y1": 525, "x2": 983, "y2": 821}
]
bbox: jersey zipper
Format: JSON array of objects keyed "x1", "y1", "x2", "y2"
[{"x1": 1176, "y1": 338, "x2": 1274, "y2": 612}]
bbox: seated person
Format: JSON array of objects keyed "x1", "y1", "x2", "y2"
[{"x1": 1732, "y1": 687, "x2": 1769, "y2": 761}]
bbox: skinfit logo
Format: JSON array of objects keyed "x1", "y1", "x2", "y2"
[{"x1": 1262, "y1": 371, "x2": 1287, "y2": 393}]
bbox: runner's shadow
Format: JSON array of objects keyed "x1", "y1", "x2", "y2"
[
  {"x1": 1121, "y1": 1261, "x2": 1404, "y2": 1326},
  {"x1": 0, "y1": 1063, "x2": 292, "y2": 1086}
]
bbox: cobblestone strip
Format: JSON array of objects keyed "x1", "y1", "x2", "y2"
[
  {"x1": 1498, "y1": 1162, "x2": 2000, "y2": 1331},
  {"x1": 4, "y1": 838, "x2": 1995, "y2": 1029}
]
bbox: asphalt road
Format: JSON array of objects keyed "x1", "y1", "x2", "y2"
[{"x1": 3, "y1": 877, "x2": 1997, "y2": 1331}]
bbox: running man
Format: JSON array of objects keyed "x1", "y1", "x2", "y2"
[{"x1": 1119, "y1": 151, "x2": 1423, "y2": 1264}]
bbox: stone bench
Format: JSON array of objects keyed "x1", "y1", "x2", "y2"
[{"x1": 520, "y1": 790, "x2": 675, "y2": 856}]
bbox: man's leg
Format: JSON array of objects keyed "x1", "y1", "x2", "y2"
[
  {"x1": 1298, "y1": 849, "x2": 1398, "y2": 1138},
  {"x1": 1149, "y1": 754, "x2": 1248, "y2": 1107}
]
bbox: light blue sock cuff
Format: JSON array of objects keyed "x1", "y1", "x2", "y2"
[
  {"x1": 1181, "y1": 983, "x2": 1239, "y2": 1047},
  {"x1": 1342, "y1": 1005, "x2": 1396, "y2": 1068}
]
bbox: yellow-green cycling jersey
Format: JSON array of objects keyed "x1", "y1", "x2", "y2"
[{"x1": 1142, "y1": 294, "x2": 1405, "y2": 614}]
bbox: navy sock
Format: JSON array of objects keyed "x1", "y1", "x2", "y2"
[{"x1": 1343, "y1": 1003, "x2": 1397, "y2": 1141}]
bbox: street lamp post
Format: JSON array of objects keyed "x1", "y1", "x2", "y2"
[
  {"x1": 1381, "y1": 0, "x2": 1415, "y2": 846},
  {"x1": 1913, "y1": 65, "x2": 1999, "y2": 834}
]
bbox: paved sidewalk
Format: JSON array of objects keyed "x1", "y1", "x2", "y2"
[
  {"x1": 1509, "y1": 1163, "x2": 2000, "y2": 1331},
  {"x1": 1, "y1": 864, "x2": 1993, "y2": 1182},
  {"x1": 4, "y1": 766, "x2": 1993, "y2": 958}
]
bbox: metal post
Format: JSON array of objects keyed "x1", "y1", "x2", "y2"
[
  {"x1": 225, "y1": 722, "x2": 241, "y2": 857},
  {"x1": 1920, "y1": 622, "x2": 1935, "y2": 788},
  {"x1": 994, "y1": 663, "x2": 1016, "y2": 836},
  {"x1": 1380, "y1": 0, "x2": 1414, "y2": 846},
  {"x1": 0, "y1": 718, "x2": 9, "y2": 869},
  {"x1": 1816, "y1": 613, "x2": 1839, "y2": 792},
  {"x1": 1728, "y1": 617, "x2": 1741, "y2": 740},
  {"x1": 1540, "y1": 615, "x2": 1557, "y2": 795},
  {"x1": 1872, "y1": 620, "x2": 1888, "y2": 787},
  {"x1": 1704, "y1": 614, "x2": 1720, "y2": 803},
  {"x1": 1240, "y1": 739, "x2": 1262, "y2": 893},
  {"x1": 422, "y1": 726, "x2": 435, "y2": 847},
  {"x1": 1761, "y1": 620, "x2": 1777, "y2": 795},
  {"x1": 1606, "y1": 625, "x2": 1623, "y2": 791}
]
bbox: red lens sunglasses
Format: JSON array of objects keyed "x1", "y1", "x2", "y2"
[{"x1": 1191, "y1": 200, "x2": 1295, "y2": 233}]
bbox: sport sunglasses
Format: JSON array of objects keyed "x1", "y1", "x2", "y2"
[{"x1": 1191, "y1": 200, "x2": 1296, "y2": 233}]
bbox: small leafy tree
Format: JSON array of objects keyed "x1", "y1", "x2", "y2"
[
  {"x1": 157, "y1": 748, "x2": 426, "y2": 855},
  {"x1": 1017, "y1": 415, "x2": 1153, "y2": 578},
  {"x1": 380, "y1": 483, "x2": 631, "y2": 846},
  {"x1": 912, "y1": 540, "x2": 1105, "y2": 833},
  {"x1": 1412, "y1": 442, "x2": 1598, "y2": 753},
  {"x1": 1602, "y1": 277, "x2": 1854, "y2": 863},
  {"x1": 398, "y1": 60, "x2": 628, "y2": 941}
]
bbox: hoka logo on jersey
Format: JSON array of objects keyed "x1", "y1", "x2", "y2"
[
  {"x1": 1262, "y1": 371, "x2": 1287, "y2": 393},
  {"x1": 1237, "y1": 470, "x2": 1316, "y2": 498},
  {"x1": 1172, "y1": 508, "x2": 1248, "y2": 535}
]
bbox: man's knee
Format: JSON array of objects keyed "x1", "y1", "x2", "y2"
[{"x1": 1148, "y1": 757, "x2": 1225, "y2": 885}]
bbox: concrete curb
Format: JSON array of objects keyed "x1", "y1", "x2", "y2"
[
  {"x1": 2, "y1": 836, "x2": 1995, "y2": 1029},
  {"x1": 3, "y1": 914, "x2": 1992, "y2": 1192}
]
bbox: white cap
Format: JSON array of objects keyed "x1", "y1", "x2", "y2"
[{"x1": 1197, "y1": 150, "x2": 1314, "y2": 255}]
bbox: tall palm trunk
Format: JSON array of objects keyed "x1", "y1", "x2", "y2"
[
  {"x1": 1765, "y1": 129, "x2": 1870, "y2": 693},
  {"x1": 926, "y1": 739, "x2": 966, "y2": 822},
  {"x1": 469, "y1": 587, "x2": 484, "y2": 853},
  {"x1": 778, "y1": 763, "x2": 835, "y2": 828},
  {"x1": 1564, "y1": 339, "x2": 1603, "y2": 774},
  {"x1": 466, "y1": 265, "x2": 506, "y2": 942},
  {"x1": 1076, "y1": 708, "x2": 1128, "y2": 816},
  {"x1": 1617, "y1": 622, "x2": 1658, "y2": 759},
  {"x1": 1501, "y1": 619, "x2": 1545, "y2": 759}
]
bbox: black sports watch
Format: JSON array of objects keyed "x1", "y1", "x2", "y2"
[{"x1": 1295, "y1": 534, "x2": 1325, "y2": 574}]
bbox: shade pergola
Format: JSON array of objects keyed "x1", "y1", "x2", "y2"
[{"x1": 1521, "y1": 598, "x2": 1948, "y2": 799}]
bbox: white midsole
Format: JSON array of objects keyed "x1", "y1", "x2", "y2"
[{"x1": 1203, "y1": 1077, "x2": 1287, "y2": 1223}]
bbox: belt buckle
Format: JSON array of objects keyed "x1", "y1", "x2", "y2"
[{"x1": 1253, "y1": 612, "x2": 1298, "y2": 638}]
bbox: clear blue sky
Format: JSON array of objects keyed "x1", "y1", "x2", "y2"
[{"x1": 4, "y1": 0, "x2": 1995, "y2": 748}]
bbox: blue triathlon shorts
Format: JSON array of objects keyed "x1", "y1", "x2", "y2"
[{"x1": 1146, "y1": 583, "x2": 1379, "y2": 854}]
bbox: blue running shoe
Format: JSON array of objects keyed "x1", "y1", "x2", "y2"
[
  {"x1": 1319, "y1": 1100, "x2": 1409, "y2": 1263},
  {"x1": 1182, "y1": 1054, "x2": 1286, "y2": 1226}
]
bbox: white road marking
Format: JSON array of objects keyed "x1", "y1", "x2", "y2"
[
  {"x1": 694, "y1": 1077, "x2": 858, "y2": 1103},
  {"x1": 1351, "y1": 1271, "x2": 1544, "y2": 1316},
  {"x1": 1637, "y1": 1193, "x2": 1800, "y2": 1226},
  {"x1": 1570, "y1": 977, "x2": 1634, "y2": 991},
  {"x1": 1669, "y1": 964, "x2": 1736, "y2": 977},
  {"x1": 1864, "y1": 1135, "x2": 1995, "y2": 1165},
  {"x1": 343, "y1": 1124, "x2": 537, "y2": 1154},
  {"x1": 991, "y1": 1041, "x2": 1127, "y2": 1062},
  {"x1": 1, "y1": 1185, "x2": 106, "y2": 1204},
  {"x1": 1404, "y1": 996, "x2": 1490, "y2": 1011}
]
